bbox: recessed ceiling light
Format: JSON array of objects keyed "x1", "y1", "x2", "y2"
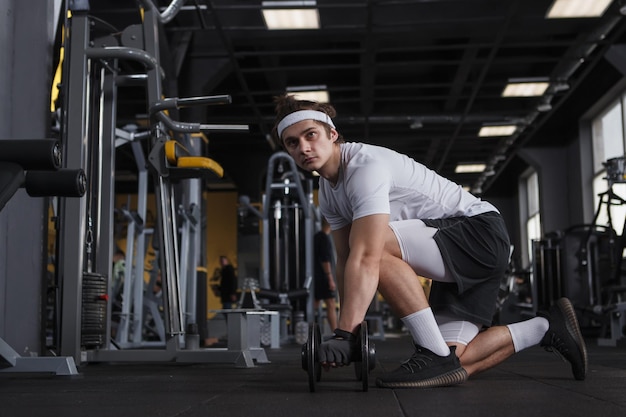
[
  {"x1": 455, "y1": 163, "x2": 487, "y2": 173},
  {"x1": 262, "y1": 1, "x2": 320, "y2": 30},
  {"x1": 546, "y1": 0, "x2": 612, "y2": 18},
  {"x1": 502, "y1": 81, "x2": 550, "y2": 97},
  {"x1": 478, "y1": 125, "x2": 517, "y2": 137},
  {"x1": 286, "y1": 86, "x2": 329, "y2": 102}
]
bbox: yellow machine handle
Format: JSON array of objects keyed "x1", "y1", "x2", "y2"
[
  {"x1": 176, "y1": 156, "x2": 224, "y2": 178},
  {"x1": 164, "y1": 141, "x2": 190, "y2": 165}
]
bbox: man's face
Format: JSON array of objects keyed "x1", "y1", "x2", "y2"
[{"x1": 281, "y1": 119, "x2": 337, "y2": 172}]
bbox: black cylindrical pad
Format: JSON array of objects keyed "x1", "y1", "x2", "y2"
[
  {"x1": 0, "y1": 139, "x2": 62, "y2": 170},
  {"x1": 25, "y1": 169, "x2": 86, "y2": 197}
]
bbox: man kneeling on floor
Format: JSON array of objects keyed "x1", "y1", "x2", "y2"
[{"x1": 271, "y1": 94, "x2": 587, "y2": 388}]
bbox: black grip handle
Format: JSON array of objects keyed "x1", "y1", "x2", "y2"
[
  {"x1": 25, "y1": 169, "x2": 86, "y2": 197},
  {"x1": 0, "y1": 139, "x2": 62, "y2": 170}
]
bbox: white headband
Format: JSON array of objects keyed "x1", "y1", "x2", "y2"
[{"x1": 277, "y1": 110, "x2": 336, "y2": 138}]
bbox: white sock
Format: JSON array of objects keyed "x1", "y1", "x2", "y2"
[
  {"x1": 506, "y1": 317, "x2": 549, "y2": 353},
  {"x1": 401, "y1": 308, "x2": 451, "y2": 357}
]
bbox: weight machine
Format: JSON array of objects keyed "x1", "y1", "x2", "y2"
[
  {"x1": 586, "y1": 156, "x2": 626, "y2": 345},
  {"x1": 532, "y1": 156, "x2": 626, "y2": 346},
  {"x1": 238, "y1": 152, "x2": 315, "y2": 344},
  {"x1": 51, "y1": 1, "x2": 268, "y2": 368},
  {"x1": 110, "y1": 127, "x2": 159, "y2": 348}
]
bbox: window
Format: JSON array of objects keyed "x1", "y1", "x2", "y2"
[
  {"x1": 519, "y1": 169, "x2": 541, "y2": 268},
  {"x1": 526, "y1": 171, "x2": 541, "y2": 266},
  {"x1": 592, "y1": 99, "x2": 624, "y2": 171},
  {"x1": 591, "y1": 98, "x2": 626, "y2": 235}
]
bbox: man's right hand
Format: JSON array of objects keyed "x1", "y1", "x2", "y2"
[{"x1": 319, "y1": 329, "x2": 358, "y2": 366}]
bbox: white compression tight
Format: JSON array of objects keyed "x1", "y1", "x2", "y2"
[
  {"x1": 388, "y1": 219, "x2": 456, "y2": 282},
  {"x1": 436, "y1": 314, "x2": 482, "y2": 345},
  {"x1": 390, "y1": 219, "x2": 482, "y2": 346},
  {"x1": 389, "y1": 219, "x2": 549, "y2": 350}
]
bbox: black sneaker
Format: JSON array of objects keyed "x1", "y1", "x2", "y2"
[
  {"x1": 540, "y1": 297, "x2": 588, "y2": 380},
  {"x1": 375, "y1": 345, "x2": 467, "y2": 388}
]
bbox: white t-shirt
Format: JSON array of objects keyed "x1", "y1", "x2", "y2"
[{"x1": 319, "y1": 142, "x2": 498, "y2": 230}]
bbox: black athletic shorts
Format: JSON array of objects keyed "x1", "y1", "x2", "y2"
[
  {"x1": 314, "y1": 278, "x2": 336, "y2": 301},
  {"x1": 423, "y1": 211, "x2": 510, "y2": 327}
]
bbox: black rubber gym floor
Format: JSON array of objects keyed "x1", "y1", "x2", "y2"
[{"x1": 1, "y1": 333, "x2": 625, "y2": 417}]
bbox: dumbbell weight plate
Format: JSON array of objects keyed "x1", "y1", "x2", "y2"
[
  {"x1": 353, "y1": 320, "x2": 375, "y2": 391},
  {"x1": 313, "y1": 324, "x2": 322, "y2": 383},
  {"x1": 301, "y1": 322, "x2": 322, "y2": 392},
  {"x1": 361, "y1": 321, "x2": 370, "y2": 391}
]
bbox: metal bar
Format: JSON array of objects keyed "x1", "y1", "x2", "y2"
[
  {"x1": 304, "y1": 180, "x2": 314, "y2": 322},
  {"x1": 143, "y1": 3, "x2": 184, "y2": 341},
  {"x1": 180, "y1": 133, "x2": 202, "y2": 330},
  {"x1": 97, "y1": 67, "x2": 117, "y2": 348},
  {"x1": 156, "y1": 174, "x2": 184, "y2": 337},
  {"x1": 149, "y1": 95, "x2": 232, "y2": 113},
  {"x1": 85, "y1": 47, "x2": 165, "y2": 79},
  {"x1": 58, "y1": 12, "x2": 91, "y2": 363},
  {"x1": 115, "y1": 212, "x2": 135, "y2": 344},
  {"x1": 131, "y1": 141, "x2": 149, "y2": 344},
  {"x1": 179, "y1": 204, "x2": 191, "y2": 323},
  {"x1": 261, "y1": 193, "x2": 270, "y2": 289}
]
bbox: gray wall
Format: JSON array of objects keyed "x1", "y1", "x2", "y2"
[
  {"x1": 520, "y1": 146, "x2": 573, "y2": 234},
  {"x1": 0, "y1": 0, "x2": 58, "y2": 354},
  {"x1": 518, "y1": 143, "x2": 584, "y2": 236}
]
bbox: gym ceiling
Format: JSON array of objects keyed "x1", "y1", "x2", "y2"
[{"x1": 84, "y1": 0, "x2": 626, "y2": 199}]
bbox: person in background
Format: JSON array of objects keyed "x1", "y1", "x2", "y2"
[
  {"x1": 219, "y1": 256, "x2": 239, "y2": 309},
  {"x1": 314, "y1": 217, "x2": 338, "y2": 333},
  {"x1": 111, "y1": 249, "x2": 126, "y2": 296}
]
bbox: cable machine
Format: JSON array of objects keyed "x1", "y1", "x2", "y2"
[
  {"x1": 53, "y1": 1, "x2": 263, "y2": 367},
  {"x1": 239, "y1": 152, "x2": 315, "y2": 344}
]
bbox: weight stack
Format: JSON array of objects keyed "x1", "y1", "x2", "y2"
[{"x1": 81, "y1": 272, "x2": 108, "y2": 348}]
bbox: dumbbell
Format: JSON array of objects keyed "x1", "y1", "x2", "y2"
[{"x1": 301, "y1": 320, "x2": 376, "y2": 392}]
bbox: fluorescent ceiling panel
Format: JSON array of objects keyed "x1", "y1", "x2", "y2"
[
  {"x1": 286, "y1": 90, "x2": 329, "y2": 103},
  {"x1": 502, "y1": 81, "x2": 550, "y2": 97},
  {"x1": 478, "y1": 125, "x2": 517, "y2": 137},
  {"x1": 455, "y1": 163, "x2": 487, "y2": 173},
  {"x1": 546, "y1": 0, "x2": 612, "y2": 18},
  {"x1": 262, "y1": 1, "x2": 320, "y2": 30}
]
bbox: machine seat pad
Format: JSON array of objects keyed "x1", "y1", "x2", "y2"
[{"x1": 176, "y1": 156, "x2": 224, "y2": 177}]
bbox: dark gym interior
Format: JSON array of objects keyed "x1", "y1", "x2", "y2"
[{"x1": 1, "y1": 1, "x2": 626, "y2": 416}]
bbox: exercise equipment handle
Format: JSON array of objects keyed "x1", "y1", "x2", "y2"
[
  {"x1": 150, "y1": 95, "x2": 232, "y2": 115},
  {"x1": 25, "y1": 169, "x2": 87, "y2": 197},
  {"x1": 0, "y1": 139, "x2": 61, "y2": 170},
  {"x1": 177, "y1": 95, "x2": 232, "y2": 107},
  {"x1": 257, "y1": 288, "x2": 309, "y2": 301}
]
